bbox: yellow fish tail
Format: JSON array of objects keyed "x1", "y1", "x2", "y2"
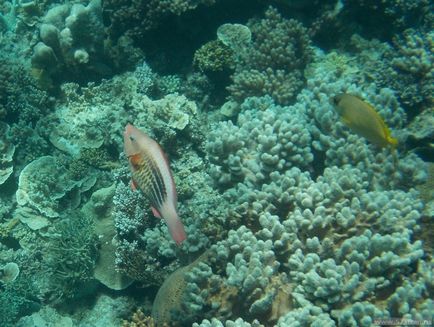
[{"x1": 387, "y1": 135, "x2": 398, "y2": 148}]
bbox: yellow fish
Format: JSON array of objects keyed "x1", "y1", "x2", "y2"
[{"x1": 331, "y1": 93, "x2": 398, "y2": 148}]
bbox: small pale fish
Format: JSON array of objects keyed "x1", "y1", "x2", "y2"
[
  {"x1": 123, "y1": 123, "x2": 186, "y2": 245},
  {"x1": 331, "y1": 93, "x2": 398, "y2": 148}
]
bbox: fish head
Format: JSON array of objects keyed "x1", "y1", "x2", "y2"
[
  {"x1": 330, "y1": 94, "x2": 346, "y2": 115},
  {"x1": 123, "y1": 123, "x2": 149, "y2": 157}
]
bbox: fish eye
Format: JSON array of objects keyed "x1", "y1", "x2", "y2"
[{"x1": 129, "y1": 135, "x2": 136, "y2": 142}]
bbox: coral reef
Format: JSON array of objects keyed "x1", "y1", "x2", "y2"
[
  {"x1": 14, "y1": 155, "x2": 96, "y2": 230},
  {"x1": 40, "y1": 210, "x2": 98, "y2": 302},
  {"x1": 0, "y1": 1, "x2": 432, "y2": 326},
  {"x1": 122, "y1": 309, "x2": 160, "y2": 327},
  {"x1": 227, "y1": 7, "x2": 312, "y2": 105},
  {"x1": 193, "y1": 40, "x2": 234, "y2": 75},
  {"x1": 217, "y1": 23, "x2": 252, "y2": 54},
  {"x1": 0, "y1": 38, "x2": 53, "y2": 124},
  {"x1": 0, "y1": 262, "x2": 19, "y2": 283},
  {"x1": 0, "y1": 122, "x2": 15, "y2": 185},
  {"x1": 31, "y1": 0, "x2": 141, "y2": 86},
  {"x1": 31, "y1": 0, "x2": 107, "y2": 84},
  {"x1": 82, "y1": 184, "x2": 133, "y2": 290},
  {"x1": 147, "y1": 46, "x2": 431, "y2": 325},
  {"x1": 112, "y1": 166, "x2": 181, "y2": 287},
  {"x1": 103, "y1": 0, "x2": 217, "y2": 41},
  {"x1": 343, "y1": 0, "x2": 431, "y2": 37}
]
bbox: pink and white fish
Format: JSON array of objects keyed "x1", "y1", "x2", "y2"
[{"x1": 123, "y1": 123, "x2": 186, "y2": 245}]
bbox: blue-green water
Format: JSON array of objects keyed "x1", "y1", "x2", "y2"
[{"x1": 0, "y1": 0, "x2": 432, "y2": 326}]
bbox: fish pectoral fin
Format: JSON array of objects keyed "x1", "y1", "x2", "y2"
[
  {"x1": 130, "y1": 179, "x2": 138, "y2": 191},
  {"x1": 129, "y1": 153, "x2": 141, "y2": 167},
  {"x1": 151, "y1": 207, "x2": 162, "y2": 219},
  {"x1": 341, "y1": 117, "x2": 352, "y2": 126}
]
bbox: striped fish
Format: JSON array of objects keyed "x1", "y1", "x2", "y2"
[{"x1": 123, "y1": 123, "x2": 186, "y2": 245}]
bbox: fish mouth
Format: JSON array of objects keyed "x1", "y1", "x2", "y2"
[
  {"x1": 124, "y1": 123, "x2": 135, "y2": 138},
  {"x1": 124, "y1": 123, "x2": 133, "y2": 133}
]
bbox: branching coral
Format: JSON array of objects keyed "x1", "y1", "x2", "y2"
[
  {"x1": 207, "y1": 96, "x2": 313, "y2": 187},
  {"x1": 103, "y1": 0, "x2": 217, "y2": 41},
  {"x1": 227, "y1": 7, "x2": 312, "y2": 105},
  {"x1": 343, "y1": 0, "x2": 431, "y2": 34},
  {"x1": 41, "y1": 211, "x2": 98, "y2": 302},
  {"x1": 180, "y1": 45, "x2": 431, "y2": 325},
  {"x1": 0, "y1": 37, "x2": 52, "y2": 124},
  {"x1": 0, "y1": 122, "x2": 15, "y2": 186},
  {"x1": 0, "y1": 272, "x2": 41, "y2": 327}
]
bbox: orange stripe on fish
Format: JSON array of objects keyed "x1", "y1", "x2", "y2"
[{"x1": 123, "y1": 123, "x2": 186, "y2": 245}]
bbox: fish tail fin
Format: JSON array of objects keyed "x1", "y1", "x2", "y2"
[
  {"x1": 391, "y1": 146, "x2": 399, "y2": 171},
  {"x1": 163, "y1": 206, "x2": 186, "y2": 245},
  {"x1": 167, "y1": 217, "x2": 187, "y2": 245},
  {"x1": 388, "y1": 136, "x2": 398, "y2": 148}
]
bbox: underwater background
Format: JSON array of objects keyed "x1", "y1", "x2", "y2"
[{"x1": 0, "y1": 0, "x2": 433, "y2": 326}]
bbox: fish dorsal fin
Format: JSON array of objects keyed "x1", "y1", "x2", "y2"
[{"x1": 352, "y1": 94, "x2": 366, "y2": 102}]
